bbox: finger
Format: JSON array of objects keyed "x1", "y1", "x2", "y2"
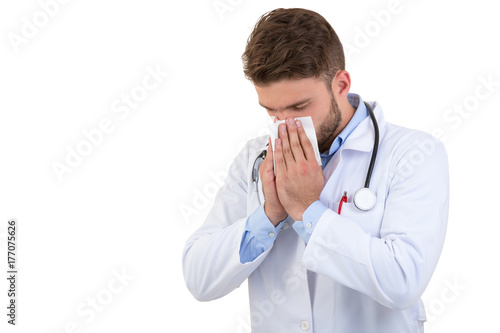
[
  {"x1": 266, "y1": 136, "x2": 273, "y2": 162},
  {"x1": 274, "y1": 137, "x2": 287, "y2": 172},
  {"x1": 260, "y1": 137, "x2": 274, "y2": 179},
  {"x1": 274, "y1": 124, "x2": 293, "y2": 164},
  {"x1": 265, "y1": 137, "x2": 274, "y2": 170},
  {"x1": 284, "y1": 118, "x2": 306, "y2": 162},
  {"x1": 295, "y1": 120, "x2": 316, "y2": 162}
]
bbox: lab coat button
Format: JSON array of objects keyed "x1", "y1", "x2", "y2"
[
  {"x1": 300, "y1": 320, "x2": 310, "y2": 331},
  {"x1": 269, "y1": 232, "x2": 275, "y2": 238},
  {"x1": 305, "y1": 222, "x2": 312, "y2": 229}
]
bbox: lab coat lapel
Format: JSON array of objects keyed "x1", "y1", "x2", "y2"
[
  {"x1": 323, "y1": 150, "x2": 342, "y2": 183},
  {"x1": 342, "y1": 101, "x2": 385, "y2": 152},
  {"x1": 321, "y1": 101, "x2": 385, "y2": 189}
]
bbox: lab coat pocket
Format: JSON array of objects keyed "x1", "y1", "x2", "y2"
[{"x1": 328, "y1": 202, "x2": 384, "y2": 236}]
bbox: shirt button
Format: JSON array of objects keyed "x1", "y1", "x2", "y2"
[
  {"x1": 305, "y1": 222, "x2": 312, "y2": 229},
  {"x1": 300, "y1": 320, "x2": 310, "y2": 331},
  {"x1": 268, "y1": 232, "x2": 275, "y2": 238}
]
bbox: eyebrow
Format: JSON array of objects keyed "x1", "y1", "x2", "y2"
[{"x1": 259, "y1": 98, "x2": 311, "y2": 112}]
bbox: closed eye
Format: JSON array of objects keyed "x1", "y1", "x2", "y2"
[{"x1": 259, "y1": 98, "x2": 311, "y2": 114}]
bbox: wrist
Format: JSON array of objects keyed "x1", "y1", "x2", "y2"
[
  {"x1": 268, "y1": 213, "x2": 288, "y2": 226},
  {"x1": 290, "y1": 199, "x2": 317, "y2": 221},
  {"x1": 264, "y1": 203, "x2": 288, "y2": 226}
]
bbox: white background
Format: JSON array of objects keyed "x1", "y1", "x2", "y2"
[{"x1": 0, "y1": 0, "x2": 499, "y2": 332}]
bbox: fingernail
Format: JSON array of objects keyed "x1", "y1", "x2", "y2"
[
  {"x1": 287, "y1": 118, "x2": 295, "y2": 125},
  {"x1": 296, "y1": 120, "x2": 302, "y2": 128},
  {"x1": 280, "y1": 124, "x2": 286, "y2": 132},
  {"x1": 276, "y1": 138, "x2": 281, "y2": 146}
]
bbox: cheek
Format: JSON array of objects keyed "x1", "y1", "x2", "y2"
[
  {"x1": 312, "y1": 100, "x2": 333, "y2": 124},
  {"x1": 311, "y1": 110, "x2": 330, "y2": 133}
]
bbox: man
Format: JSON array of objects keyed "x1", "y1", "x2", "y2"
[{"x1": 183, "y1": 8, "x2": 449, "y2": 333}]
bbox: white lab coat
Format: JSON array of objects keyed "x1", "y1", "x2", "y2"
[{"x1": 182, "y1": 101, "x2": 449, "y2": 333}]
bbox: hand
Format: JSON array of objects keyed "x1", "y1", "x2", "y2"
[
  {"x1": 260, "y1": 137, "x2": 288, "y2": 226},
  {"x1": 274, "y1": 118, "x2": 324, "y2": 221}
]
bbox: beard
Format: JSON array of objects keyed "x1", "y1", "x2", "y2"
[{"x1": 316, "y1": 92, "x2": 342, "y2": 154}]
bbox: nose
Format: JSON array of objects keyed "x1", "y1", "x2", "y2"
[{"x1": 274, "y1": 111, "x2": 294, "y2": 121}]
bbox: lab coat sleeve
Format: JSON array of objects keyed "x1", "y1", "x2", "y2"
[
  {"x1": 292, "y1": 200, "x2": 328, "y2": 243},
  {"x1": 239, "y1": 205, "x2": 286, "y2": 264},
  {"x1": 302, "y1": 135, "x2": 449, "y2": 310},
  {"x1": 182, "y1": 140, "x2": 273, "y2": 301}
]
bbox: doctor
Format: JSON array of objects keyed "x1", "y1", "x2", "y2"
[{"x1": 183, "y1": 8, "x2": 449, "y2": 333}]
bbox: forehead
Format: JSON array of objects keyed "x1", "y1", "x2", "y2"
[{"x1": 254, "y1": 77, "x2": 327, "y2": 108}]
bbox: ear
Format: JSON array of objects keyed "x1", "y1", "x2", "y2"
[{"x1": 330, "y1": 70, "x2": 352, "y2": 98}]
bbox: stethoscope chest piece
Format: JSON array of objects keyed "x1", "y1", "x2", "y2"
[{"x1": 353, "y1": 187, "x2": 377, "y2": 211}]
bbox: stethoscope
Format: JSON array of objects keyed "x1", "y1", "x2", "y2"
[{"x1": 252, "y1": 101, "x2": 379, "y2": 211}]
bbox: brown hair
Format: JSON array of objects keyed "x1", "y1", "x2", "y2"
[{"x1": 242, "y1": 8, "x2": 345, "y2": 89}]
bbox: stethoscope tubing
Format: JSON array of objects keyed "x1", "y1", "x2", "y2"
[{"x1": 363, "y1": 101, "x2": 379, "y2": 189}]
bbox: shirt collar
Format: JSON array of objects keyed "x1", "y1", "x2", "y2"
[{"x1": 322, "y1": 93, "x2": 369, "y2": 158}]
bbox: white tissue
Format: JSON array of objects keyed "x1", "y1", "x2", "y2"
[{"x1": 268, "y1": 116, "x2": 322, "y2": 166}]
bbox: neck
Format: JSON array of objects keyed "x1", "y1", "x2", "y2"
[
  {"x1": 339, "y1": 102, "x2": 357, "y2": 134},
  {"x1": 319, "y1": 100, "x2": 356, "y2": 154}
]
